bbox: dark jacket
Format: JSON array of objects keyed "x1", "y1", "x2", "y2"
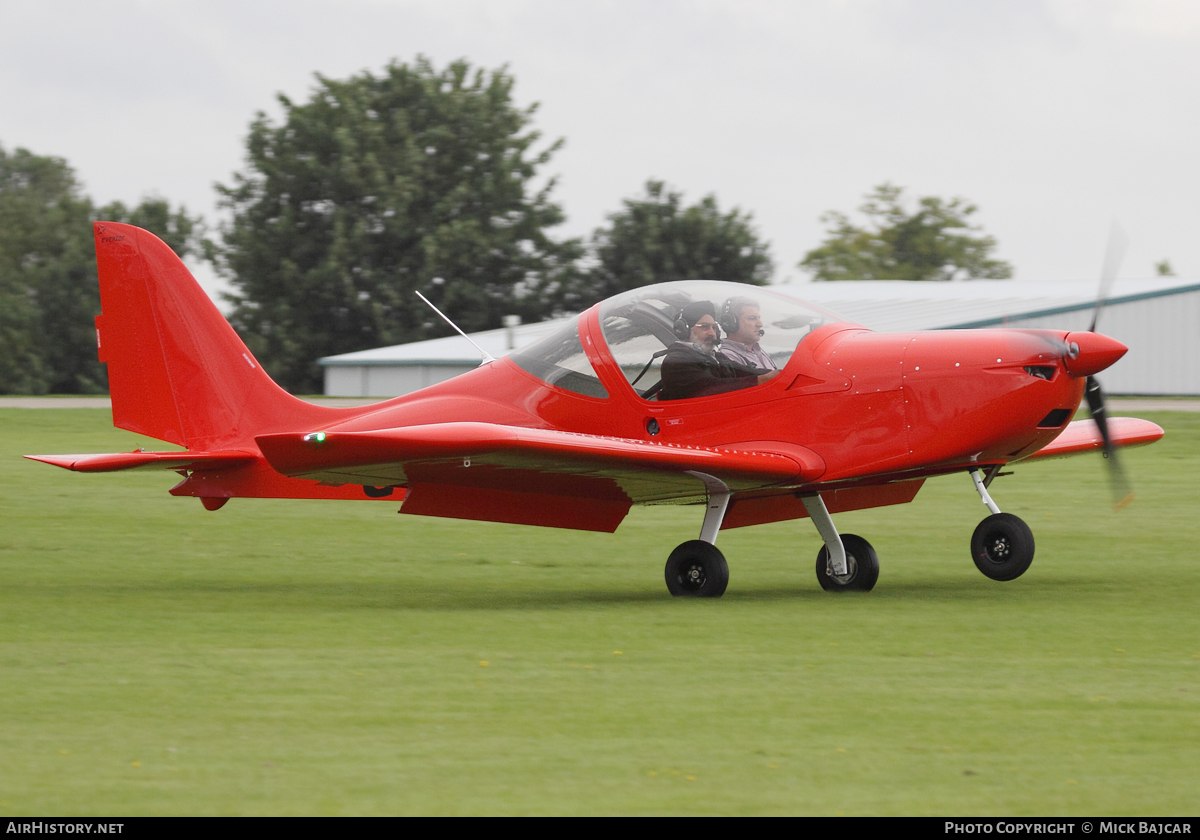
[{"x1": 658, "y1": 342, "x2": 758, "y2": 401}]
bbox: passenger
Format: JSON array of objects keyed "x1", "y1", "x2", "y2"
[
  {"x1": 717, "y1": 297, "x2": 778, "y2": 373},
  {"x1": 658, "y1": 301, "x2": 780, "y2": 401}
]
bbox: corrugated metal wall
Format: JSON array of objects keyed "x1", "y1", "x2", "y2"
[
  {"x1": 324, "y1": 364, "x2": 475, "y2": 398},
  {"x1": 999, "y1": 289, "x2": 1200, "y2": 395}
]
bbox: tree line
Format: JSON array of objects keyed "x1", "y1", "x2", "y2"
[{"x1": 2, "y1": 56, "x2": 1011, "y2": 395}]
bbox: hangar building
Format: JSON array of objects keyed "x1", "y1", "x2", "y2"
[{"x1": 319, "y1": 277, "x2": 1200, "y2": 398}]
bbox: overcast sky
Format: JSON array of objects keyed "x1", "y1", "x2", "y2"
[{"x1": 5, "y1": 0, "x2": 1198, "y2": 300}]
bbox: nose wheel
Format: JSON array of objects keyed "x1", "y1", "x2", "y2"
[
  {"x1": 971, "y1": 512, "x2": 1035, "y2": 581},
  {"x1": 968, "y1": 470, "x2": 1035, "y2": 581}
]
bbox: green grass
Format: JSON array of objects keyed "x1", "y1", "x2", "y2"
[{"x1": 1, "y1": 408, "x2": 1198, "y2": 815}]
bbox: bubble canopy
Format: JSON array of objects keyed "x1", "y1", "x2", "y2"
[
  {"x1": 509, "y1": 281, "x2": 841, "y2": 400},
  {"x1": 597, "y1": 281, "x2": 840, "y2": 399}
]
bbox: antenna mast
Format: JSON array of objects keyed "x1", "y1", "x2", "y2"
[{"x1": 414, "y1": 290, "x2": 497, "y2": 365}]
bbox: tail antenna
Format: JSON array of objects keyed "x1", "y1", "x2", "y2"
[{"x1": 415, "y1": 290, "x2": 496, "y2": 365}]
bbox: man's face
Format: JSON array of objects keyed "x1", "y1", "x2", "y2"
[
  {"x1": 689, "y1": 315, "x2": 720, "y2": 351},
  {"x1": 729, "y1": 306, "x2": 762, "y2": 344}
]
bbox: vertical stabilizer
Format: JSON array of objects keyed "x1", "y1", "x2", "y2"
[{"x1": 93, "y1": 222, "x2": 335, "y2": 449}]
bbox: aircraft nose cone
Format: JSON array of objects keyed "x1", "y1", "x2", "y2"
[{"x1": 1063, "y1": 331, "x2": 1127, "y2": 378}]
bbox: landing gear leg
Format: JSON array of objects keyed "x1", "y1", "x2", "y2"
[
  {"x1": 968, "y1": 468, "x2": 1035, "y2": 581},
  {"x1": 664, "y1": 472, "x2": 731, "y2": 598},
  {"x1": 802, "y1": 493, "x2": 879, "y2": 592}
]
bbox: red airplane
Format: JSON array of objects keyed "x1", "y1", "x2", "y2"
[{"x1": 28, "y1": 223, "x2": 1164, "y2": 597}]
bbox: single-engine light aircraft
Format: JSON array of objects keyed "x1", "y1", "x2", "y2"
[{"x1": 28, "y1": 223, "x2": 1164, "y2": 597}]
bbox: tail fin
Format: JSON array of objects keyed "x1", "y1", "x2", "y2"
[{"x1": 94, "y1": 222, "x2": 338, "y2": 449}]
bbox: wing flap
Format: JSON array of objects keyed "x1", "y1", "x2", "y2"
[{"x1": 1019, "y1": 417, "x2": 1164, "y2": 462}]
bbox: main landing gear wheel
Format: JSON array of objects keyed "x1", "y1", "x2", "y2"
[
  {"x1": 815, "y1": 534, "x2": 879, "y2": 592},
  {"x1": 971, "y1": 512, "x2": 1035, "y2": 581},
  {"x1": 665, "y1": 540, "x2": 729, "y2": 598}
]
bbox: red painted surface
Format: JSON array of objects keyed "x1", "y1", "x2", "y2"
[
  {"x1": 1063, "y1": 331, "x2": 1129, "y2": 378},
  {"x1": 723, "y1": 481, "x2": 925, "y2": 529},
  {"x1": 26, "y1": 223, "x2": 1163, "y2": 536}
]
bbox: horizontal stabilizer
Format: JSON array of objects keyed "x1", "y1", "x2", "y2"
[
  {"x1": 1019, "y1": 417, "x2": 1164, "y2": 463},
  {"x1": 25, "y1": 450, "x2": 257, "y2": 473}
]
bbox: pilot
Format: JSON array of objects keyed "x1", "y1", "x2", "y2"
[
  {"x1": 658, "y1": 301, "x2": 780, "y2": 401},
  {"x1": 716, "y1": 297, "x2": 778, "y2": 373}
]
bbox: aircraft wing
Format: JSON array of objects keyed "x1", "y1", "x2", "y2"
[
  {"x1": 256, "y1": 422, "x2": 823, "y2": 532},
  {"x1": 1018, "y1": 417, "x2": 1164, "y2": 463}
]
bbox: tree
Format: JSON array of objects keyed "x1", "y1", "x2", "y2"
[
  {"x1": 557, "y1": 180, "x2": 773, "y2": 311},
  {"x1": 800, "y1": 183, "x2": 1012, "y2": 282},
  {"x1": 0, "y1": 143, "x2": 200, "y2": 394},
  {"x1": 0, "y1": 145, "x2": 73, "y2": 393},
  {"x1": 209, "y1": 57, "x2": 581, "y2": 394},
  {"x1": 1155, "y1": 259, "x2": 1175, "y2": 277}
]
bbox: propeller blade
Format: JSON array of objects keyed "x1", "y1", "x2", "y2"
[
  {"x1": 1084, "y1": 375, "x2": 1133, "y2": 510},
  {"x1": 1089, "y1": 221, "x2": 1128, "y2": 333}
]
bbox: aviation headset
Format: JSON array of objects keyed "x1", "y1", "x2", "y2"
[
  {"x1": 719, "y1": 296, "x2": 758, "y2": 336},
  {"x1": 673, "y1": 301, "x2": 719, "y2": 341}
]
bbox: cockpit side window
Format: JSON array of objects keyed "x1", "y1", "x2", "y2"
[
  {"x1": 509, "y1": 316, "x2": 609, "y2": 398},
  {"x1": 598, "y1": 297, "x2": 681, "y2": 399}
]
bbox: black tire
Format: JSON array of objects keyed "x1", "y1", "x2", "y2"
[
  {"x1": 816, "y1": 534, "x2": 879, "y2": 592},
  {"x1": 665, "y1": 540, "x2": 730, "y2": 598},
  {"x1": 970, "y1": 513, "x2": 1035, "y2": 581}
]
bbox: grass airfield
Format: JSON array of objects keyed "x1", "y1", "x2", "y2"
[{"x1": 1, "y1": 407, "x2": 1197, "y2": 816}]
